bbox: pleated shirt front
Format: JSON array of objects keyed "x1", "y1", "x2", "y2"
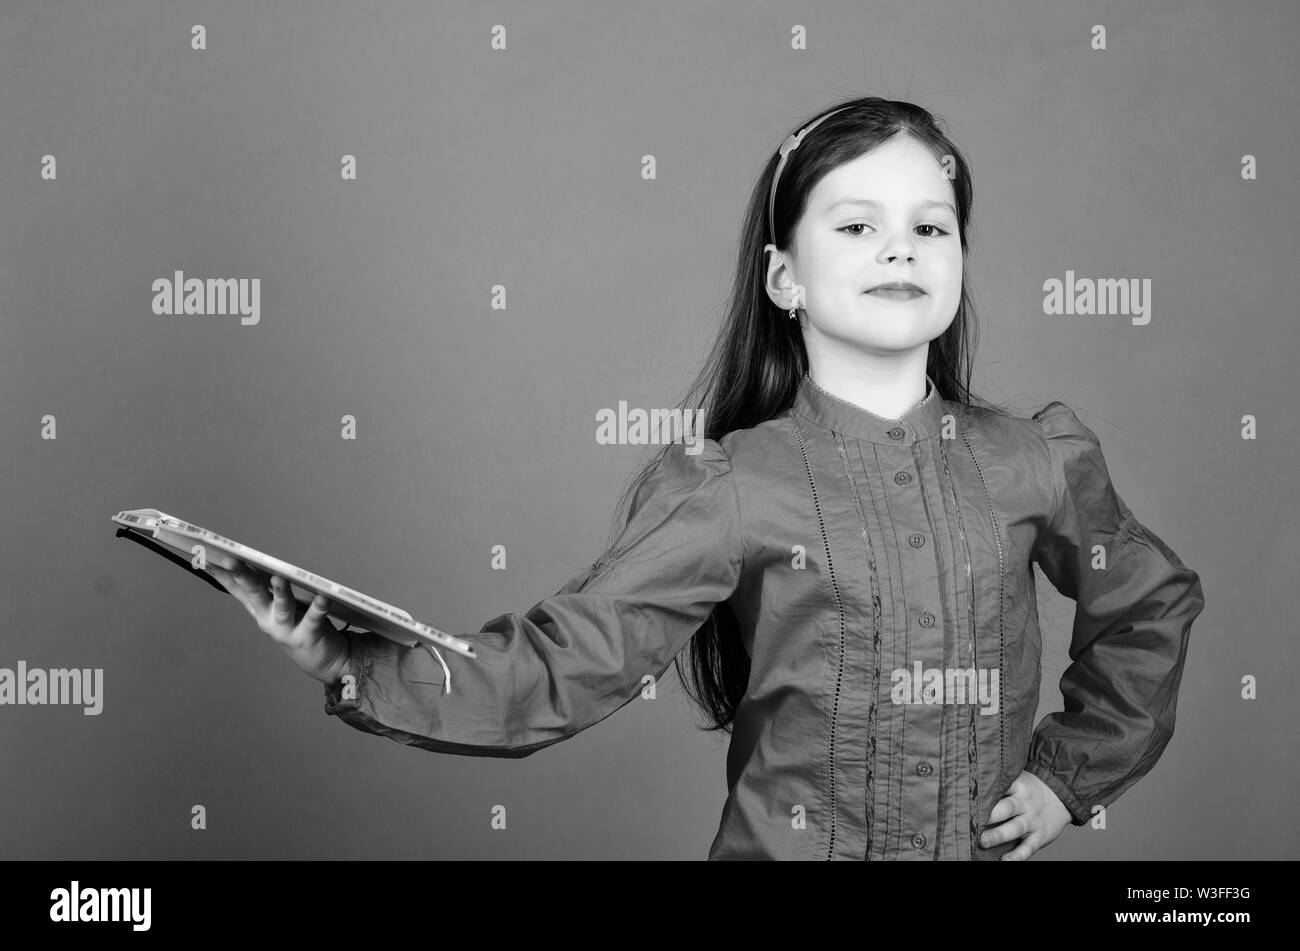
[{"x1": 325, "y1": 373, "x2": 1205, "y2": 860}]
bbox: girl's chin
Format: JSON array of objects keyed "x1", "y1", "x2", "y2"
[{"x1": 820, "y1": 319, "x2": 940, "y2": 344}]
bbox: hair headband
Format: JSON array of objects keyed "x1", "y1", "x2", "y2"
[{"x1": 766, "y1": 106, "x2": 851, "y2": 250}]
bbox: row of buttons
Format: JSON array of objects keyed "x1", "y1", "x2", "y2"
[
  {"x1": 912, "y1": 757, "x2": 935, "y2": 849},
  {"x1": 894, "y1": 467, "x2": 935, "y2": 631},
  {"x1": 893, "y1": 455, "x2": 934, "y2": 631},
  {"x1": 894, "y1": 426, "x2": 931, "y2": 855}
]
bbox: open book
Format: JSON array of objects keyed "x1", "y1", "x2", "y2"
[{"x1": 111, "y1": 507, "x2": 477, "y2": 664}]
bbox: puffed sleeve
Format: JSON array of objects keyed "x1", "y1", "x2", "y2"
[
  {"x1": 1024, "y1": 403, "x2": 1205, "y2": 825},
  {"x1": 323, "y1": 438, "x2": 744, "y2": 757}
]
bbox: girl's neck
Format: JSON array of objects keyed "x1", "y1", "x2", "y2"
[{"x1": 805, "y1": 350, "x2": 931, "y2": 421}]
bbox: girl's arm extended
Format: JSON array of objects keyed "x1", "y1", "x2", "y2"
[
  {"x1": 323, "y1": 438, "x2": 744, "y2": 757},
  {"x1": 1025, "y1": 403, "x2": 1206, "y2": 825}
]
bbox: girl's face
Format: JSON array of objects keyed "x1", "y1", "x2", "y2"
[{"x1": 767, "y1": 133, "x2": 962, "y2": 360}]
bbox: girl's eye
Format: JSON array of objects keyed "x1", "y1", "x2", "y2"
[{"x1": 838, "y1": 223, "x2": 950, "y2": 237}]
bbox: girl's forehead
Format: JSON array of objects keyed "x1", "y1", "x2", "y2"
[
  {"x1": 812, "y1": 150, "x2": 955, "y2": 212},
  {"x1": 819, "y1": 141, "x2": 948, "y2": 186}
]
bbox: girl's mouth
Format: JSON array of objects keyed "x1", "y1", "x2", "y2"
[{"x1": 866, "y1": 288, "x2": 925, "y2": 301}]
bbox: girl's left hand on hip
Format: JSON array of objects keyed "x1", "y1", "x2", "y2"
[{"x1": 979, "y1": 771, "x2": 1072, "y2": 860}]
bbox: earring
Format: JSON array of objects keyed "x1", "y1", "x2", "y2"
[{"x1": 788, "y1": 306, "x2": 799, "y2": 321}]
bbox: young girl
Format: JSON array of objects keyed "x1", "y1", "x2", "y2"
[{"x1": 209, "y1": 96, "x2": 1205, "y2": 861}]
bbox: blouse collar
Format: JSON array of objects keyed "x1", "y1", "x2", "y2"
[{"x1": 792, "y1": 371, "x2": 946, "y2": 446}]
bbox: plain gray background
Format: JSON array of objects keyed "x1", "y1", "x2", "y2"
[{"x1": 2, "y1": 0, "x2": 1296, "y2": 860}]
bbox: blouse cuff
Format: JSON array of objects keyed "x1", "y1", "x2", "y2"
[{"x1": 1024, "y1": 757, "x2": 1093, "y2": 827}]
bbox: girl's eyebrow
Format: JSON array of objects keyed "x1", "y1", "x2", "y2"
[{"x1": 827, "y1": 197, "x2": 957, "y2": 216}]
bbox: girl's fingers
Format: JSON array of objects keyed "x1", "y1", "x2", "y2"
[
  {"x1": 207, "y1": 562, "x2": 234, "y2": 593},
  {"x1": 207, "y1": 556, "x2": 276, "y2": 626},
  {"x1": 270, "y1": 575, "x2": 298, "y2": 627},
  {"x1": 208, "y1": 563, "x2": 244, "y2": 599},
  {"x1": 980, "y1": 813, "x2": 1026, "y2": 849},
  {"x1": 301, "y1": 594, "x2": 333, "y2": 633},
  {"x1": 986, "y1": 793, "x2": 1017, "y2": 825},
  {"x1": 1001, "y1": 832, "x2": 1040, "y2": 861},
  {"x1": 207, "y1": 563, "x2": 255, "y2": 613},
  {"x1": 222, "y1": 557, "x2": 272, "y2": 608},
  {"x1": 210, "y1": 555, "x2": 341, "y2": 643}
]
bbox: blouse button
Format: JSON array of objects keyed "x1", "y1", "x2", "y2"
[
  {"x1": 911, "y1": 833, "x2": 928, "y2": 849},
  {"x1": 888, "y1": 427, "x2": 905, "y2": 440},
  {"x1": 916, "y1": 760, "x2": 934, "y2": 777},
  {"x1": 919, "y1": 611, "x2": 935, "y2": 628},
  {"x1": 909, "y1": 533, "x2": 926, "y2": 548},
  {"x1": 894, "y1": 471, "x2": 911, "y2": 485}
]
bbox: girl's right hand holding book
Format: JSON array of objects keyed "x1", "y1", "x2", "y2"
[{"x1": 207, "y1": 554, "x2": 353, "y2": 687}]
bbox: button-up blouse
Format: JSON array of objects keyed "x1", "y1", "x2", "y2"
[{"x1": 324, "y1": 372, "x2": 1206, "y2": 860}]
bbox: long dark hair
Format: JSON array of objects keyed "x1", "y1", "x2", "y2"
[{"x1": 597, "y1": 96, "x2": 1011, "y2": 733}]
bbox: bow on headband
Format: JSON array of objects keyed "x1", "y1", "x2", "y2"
[{"x1": 766, "y1": 106, "x2": 851, "y2": 250}]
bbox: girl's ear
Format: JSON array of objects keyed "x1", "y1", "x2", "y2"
[
  {"x1": 759, "y1": 245, "x2": 790, "y2": 301},
  {"x1": 763, "y1": 244, "x2": 803, "y2": 309}
]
